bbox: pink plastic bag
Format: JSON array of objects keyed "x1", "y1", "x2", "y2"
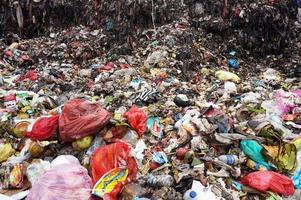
[
  {"x1": 275, "y1": 90, "x2": 301, "y2": 115},
  {"x1": 59, "y1": 99, "x2": 111, "y2": 142},
  {"x1": 124, "y1": 106, "x2": 147, "y2": 136},
  {"x1": 25, "y1": 115, "x2": 59, "y2": 141},
  {"x1": 242, "y1": 171, "x2": 295, "y2": 197},
  {"x1": 26, "y1": 155, "x2": 93, "y2": 200}
]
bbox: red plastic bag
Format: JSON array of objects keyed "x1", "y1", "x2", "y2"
[
  {"x1": 91, "y1": 142, "x2": 138, "y2": 200},
  {"x1": 59, "y1": 99, "x2": 111, "y2": 142},
  {"x1": 25, "y1": 115, "x2": 59, "y2": 141},
  {"x1": 124, "y1": 106, "x2": 147, "y2": 136},
  {"x1": 241, "y1": 171, "x2": 294, "y2": 197},
  {"x1": 14, "y1": 70, "x2": 38, "y2": 83}
]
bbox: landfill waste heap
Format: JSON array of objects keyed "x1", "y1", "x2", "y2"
[{"x1": 0, "y1": 0, "x2": 301, "y2": 200}]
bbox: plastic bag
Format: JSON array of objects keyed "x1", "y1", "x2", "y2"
[
  {"x1": 292, "y1": 169, "x2": 301, "y2": 189},
  {"x1": 242, "y1": 171, "x2": 295, "y2": 196},
  {"x1": 274, "y1": 90, "x2": 301, "y2": 115},
  {"x1": 215, "y1": 70, "x2": 240, "y2": 82},
  {"x1": 263, "y1": 143, "x2": 297, "y2": 173},
  {"x1": 152, "y1": 151, "x2": 168, "y2": 164},
  {"x1": 26, "y1": 160, "x2": 51, "y2": 185},
  {"x1": 25, "y1": 115, "x2": 59, "y2": 141},
  {"x1": 6, "y1": 139, "x2": 31, "y2": 165},
  {"x1": 59, "y1": 99, "x2": 111, "y2": 142},
  {"x1": 240, "y1": 140, "x2": 271, "y2": 169},
  {"x1": 14, "y1": 70, "x2": 38, "y2": 83},
  {"x1": 292, "y1": 137, "x2": 301, "y2": 151},
  {"x1": 144, "y1": 50, "x2": 168, "y2": 68},
  {"x1": 261, "y1": 99, "x2": 294, "y2": 139},
  {"x1": 124, "y1": 106, "x2": 147, "y2": 136},
  {"x1": 0, "y1": 143, "x2": 15, "y2": 163},
  {"x1": 292, "y1": 151, "x2": 301, "y2": 189},
  {"x1": 224, "y1": 81, "x2": 237, "y2": 94},
  {"x1": 26, "y1": 155, "x2": 92, "y2": 200},
  {"x1": 91, "y1": 142, "x2": 138, "y2": 200}
]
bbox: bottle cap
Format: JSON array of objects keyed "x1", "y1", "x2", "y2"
[{"x1": 190, "y1": 191, "x2": 197, "y2": 198}]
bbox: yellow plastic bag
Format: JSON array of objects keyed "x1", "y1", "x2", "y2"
[
  {"x1": 0, "y1": 143, "x2": 16, "y2": 163},
  {"x1": 263, "y1": 143, "x2": 297, "y2": 172},
  {"x1": 292, "y1": 138, "x2": 301, "y2": 152},
  {"x1": 215, "y1": 70, "x2": 240, "y2": 83}
]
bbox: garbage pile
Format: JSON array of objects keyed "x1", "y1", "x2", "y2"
[
  {"x1": 0, "y1": 0, "x2": 86, "y2": 37},
  {"x1": 0, "y1": 0, "x2": 185, "y2": 39},
  {"x1": 1, "y1": 1, "x2": 301, "y2": 200},
  {"x1": 1, "y1": 0, "x2": 299, "y2": 57}
]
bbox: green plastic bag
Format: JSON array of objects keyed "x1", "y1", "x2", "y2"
[{"x1": 240, "y1": 140, "x2": 271, "y2": 169}]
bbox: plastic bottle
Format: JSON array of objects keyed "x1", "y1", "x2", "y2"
[
  {"x1": 218, "y1": 155, "x2": 239, "y2": 165},
  {"x1": 147, "y1": 174, "x2": 174, "y2": 187},
  {"x1": 183, "y1": 190, "x2": 199, "y2": 200},
  {"x1": 183, "y1": 181, "x2": 218, "y2": 200}
]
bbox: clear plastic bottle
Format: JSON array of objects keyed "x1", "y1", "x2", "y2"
[
  {"x1": 147, "y1": 174, "x2": 174, "y2": 187},
  {"x1": 218, "y1": 155, "x2": 239, "y2": 165}
]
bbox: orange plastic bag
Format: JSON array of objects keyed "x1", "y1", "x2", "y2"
[
  {"x1": 91, "y1": 142, "x2": 138, "y2": 200},
  {"x1": 59, "y1": 99, "x2": 111, "y2": 142},
  {"x1": 124, "y1": 106, "x2": 147, "y2": 136},
  {"x1": 25, "y1": 115, "x2": 59, "y2": 141},
  {"x1": 241, "y1": 171, "x2": 294, "y2": 197}
]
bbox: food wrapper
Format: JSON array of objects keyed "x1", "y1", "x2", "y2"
[
  {"x1": 92, "y1": 168, "x2": 128, "y2": 198},
  {"x1": 1, "y1": 164, "x2": 24, "y2": 189}
]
